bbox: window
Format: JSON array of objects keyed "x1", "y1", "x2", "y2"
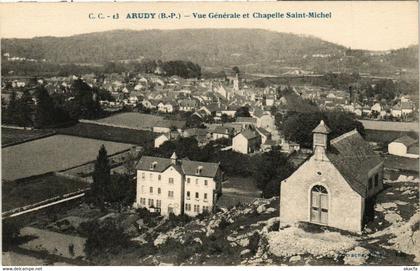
[
  {"x1": 186, "y1": 191, "x2": 190, "y2": 199},
  {"x1": 150, "y1": 161, "x2": 157, "y2": 169},
  {"x1": 185, "y1": 203, "x2": 191, "y2": 211},
  {"x1": 368, "y1": 178, "x2": 373, "y2": 189},
  {"x1": 204, "y1": 193, "x2": 208, "y2": 202},
  {"x1": 168, "y1": 191, "x2": 174, "y2": 198},
  {"x1": 169, "y1": 178, "x2": 174, "y2": 184},
  {"x1": 310, "y1": 185, "x2": 328, "y2": 225},
  {"x1": 203, "y1": 206, "x2": 209, "y2": 213},
  {"x1": 149, "y1": 173, "x2": 153, "y2": 180},
  {"x1": 156, "y1": 200, "x2": 161, "y2": 208},
  {"x1": 195, "y1": 192, "x2": 199, "y2": 199},
  {"x1": 196, "y1": 166, "x2": 203, "y2": 175},
  {"x1": 141, "y1": 185, "x2": 145, "y2": 193},
  {"x1": 168, "y1": 206, "x2": 174, "y2": 214},
  {"x1": 148, "y1": 199, "x2": 154, "y2": 207},
  {"x1": 195, "y1": 179, "x2": 198, "y2": 185},
  {"x1": 158, "y1": 175, "x2": 161, "y2": 181},
  {"x1": 374, "y1": 174, "x2": 379, "y2": 187},
  {"x1": 142, "y1": 173, "x2": 145, "y2": 179},
  {"x1": 204, "y1": 180, "x2": 208, "y2": 186},
  {"x1": 150, "y1": 187, "x2": 153, "y2": 194},
  {"x1": 158, "y1": 188, "x2": 161, "y2": 194},
  {"x1": 140, "y1": 198, "x2": 146, "y2": 205},
  {"x1": 193, "y1": 204, "x2": 200, "y2": 212},
  {"x1": 187, "y1": 178, "x2": 191, "y2": 184}
]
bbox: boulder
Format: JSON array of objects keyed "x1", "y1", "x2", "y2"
[
  {"x1": 289, "y1": 255, "x2": 302, "y2": 263},
  {"x1": 265, "y1": 207, "x2": 276, "y2": 214},
  {"x1": 241, "y1": 249, "x2": 251, "y2": 256},
  {"x1": 343, "y1": 246, "x2": 369, "y2": 265},
  {"x1": 193, "y1": 237, "x2": 202, "y2": 245},
  {"x1": 154, "y1": 233, "x2": 169, "y2": 247},
  {"x1": 239, "y1": 238, "x2": 250, "y2": 247},
  {"x1": 257, "y1": 205, "x2": 266, "y2": 214}
]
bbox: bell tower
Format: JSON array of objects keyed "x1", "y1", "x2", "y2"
[{"x1": 312, "y1": 120, "x2": 331, "y2": 161}]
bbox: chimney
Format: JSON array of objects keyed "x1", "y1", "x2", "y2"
[
  {"x1": 170, "y1": 152, "x2": 178, "y2": 165},
  {"x1": 312, "y1": 120, "x2": 331, "y2": 161}
]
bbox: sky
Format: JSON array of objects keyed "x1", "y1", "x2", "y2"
[{"x1": 0, "y1": 1, "x2": 418, "y2": 51}]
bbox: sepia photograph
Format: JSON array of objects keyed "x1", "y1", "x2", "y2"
[{"x1": 0, "y1": 1, "x2": 419, "y2": 268}]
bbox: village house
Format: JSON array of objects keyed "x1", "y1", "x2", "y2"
[
  {"x1": 211, "y1": 126, "x2": 236, "y2": 140},
  {"x1": 178, "y1": 99, "x2": 199, "y2": 112},
  {"x1": 279, "y1": 121, "x2": 384, "y2": 233},
  {"x1": 135, "y1": 153, "x2": 223, "y2": 216},
  {"x1": 252, "y1": 109, "x2": 276, "y2": 131},
  {"x1": 391, "y1": 104, "x2": 402, "y2": 118},
  {"x1": 388, "y1": 135, "x2": 419, "y2": 159},
  {"x1": 232, "y1": 129, "x2": 262, "y2": 154}
]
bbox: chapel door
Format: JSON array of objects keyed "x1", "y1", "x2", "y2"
[{"x1": 310, "y1": 185, "x2": 328, "y2": 224}]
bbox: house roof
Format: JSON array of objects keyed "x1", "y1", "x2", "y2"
[
  {"x1": 393, "y1": 135, "x2": 418, "y2": 147},
  {"x1": 238, "y1": 129, "x2": 260, "y2": 140},
  {"x1": 256, "y1": 127, "x2": 271, "y2": 137},
  {"x1": 236, "y1": 117, "x2": 257, "y2": 123},
  {"x1": 213, "y1": 126, "x2": 235, "y2": 135},
  {"x1": 136, "y1": 154, "x2": 220, "y2": 178},
  {"x1": 327, "y1": 129, "x2": 383, "y2": 198}
]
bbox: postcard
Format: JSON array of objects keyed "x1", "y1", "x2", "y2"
[{"x1": 0, "y1": 1, "x2": 418, "y2": 268}]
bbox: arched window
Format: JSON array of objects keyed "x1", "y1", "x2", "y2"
[{"x1": 310, "y1": 185, "x2": 328, "y2": 224}]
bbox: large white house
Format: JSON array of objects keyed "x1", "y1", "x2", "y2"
[{"x1": 135, "y1": 153, "x2": 222, "y2": 216}]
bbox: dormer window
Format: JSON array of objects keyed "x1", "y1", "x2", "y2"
[
  {"x1": 150, "y1": 161, "x2": 157, "y2": 170},
  {"x1": 196, "y1": 166, "x2": 203, "y2": 175}
]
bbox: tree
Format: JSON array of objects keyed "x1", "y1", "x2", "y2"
[
  {"x1": 33, "y1": 86, "x2": 56, "y2": 128},
  {"x1": 252, "y1": 149, "x2": 294, "y2": 197},
  {"x1": 282, "y1": 111, "x2": 365, "y2": 148},
  {"x1": 89, "y1": 145, "x2": 111, "y2": 209},
  {"x1": 235, "y1": 106, "x2": 251, "y2": 118},
  {"x1": 4, "y1": 91, "x2": 18, "y2": 124},
  {"x1": 232, "y1": 66, "x2": 240, "y2": 75},
  {"x1": 15, "y1": 90, "x2": 33, "y2": 128}
]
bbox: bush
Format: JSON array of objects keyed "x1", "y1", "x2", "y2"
[
  {"x1": 83, "y1": 220, "x2": 133, "y2": 258},
  {"x1": 247, "y1": 232, "x2": 260, "y2": 254},
  {"x1": 2, "y1": 220, "x2": 22, "y2": 251}
]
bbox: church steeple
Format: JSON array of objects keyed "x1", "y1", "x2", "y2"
[
  {"x1": 312, "y1": 120, "x2": 331, "y2": 161},
  {"x1": 170, "y1": 152, "x2": 178, "y2": 164}
]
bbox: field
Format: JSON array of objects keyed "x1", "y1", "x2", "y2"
[
  {"x1": 384, "y1": 155, "x2": 419, "y2": 173},
  {"x1": 2, "y1": 134, "x2": 133, "y2": 181},
  {"x1": 217, "y1": 176, "x2": 261, "y2": 208},
  {"x1": 1, "y1": 127, "x2": 55, "y2": 147},
  {"x1": 57, "y1": 122, "x2": 156, "y2": 147},
  {"x1": 364, "y1": 129, "x2": 412, "y2": 144},
  {"x1": 94, "y1": 112, "x2": 165, "y2": 130},
  {"x1": 2, "y1": 174, "x2": 90, "y2": 211},
  {"x1": 360, "y1": 120, "x2": 419, "y2": 132}
]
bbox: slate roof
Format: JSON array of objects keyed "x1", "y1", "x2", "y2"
[
  {"x1": 256, "y1": 127, "x2": 271, "y2": 138},
  {"x1": 239, "y1": 129, "x2": 260, "y2": 140},
  {"x1": 136, "y1": 154, "x2": 220, "y2": 178},
  {"x1": 393, "y1": 135, "x2": 418, "y2": 147},
  {"x1": 327, "y1": 129, "x2": 383, "y2": 198},
  {"x1": 236, "y1": 117, "x2": 257, "y2": 124},
  {"x1": 213, "y1": 126, "x2": 235, "y2": 135}
]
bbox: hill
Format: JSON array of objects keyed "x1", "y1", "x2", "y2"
[{"x1": 1, "y1": 29, "x2": 418, "y2": 76}]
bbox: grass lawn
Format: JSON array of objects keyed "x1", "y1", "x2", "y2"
[
  {"x1": 218, "y1": 176, "x2": 261, "y2": 208},
  {"x1": 57, "y1": 122, "x2": 156, "y2": 147},
  {"x1": 2, "y1": 174, "x2": 89, "y2": 211},
  {"x1": 2, "y1": 127, "x2": 55, "y2": 146},
  {"x1": 95, "y1": 112, "x2": 165, "y2": 130},
  {"x1": 2, "y1": 134, "x2": 133, "y2": 181},
  {"x1": 384, "y1": 155, "x2": 419, "y2": 173}
]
